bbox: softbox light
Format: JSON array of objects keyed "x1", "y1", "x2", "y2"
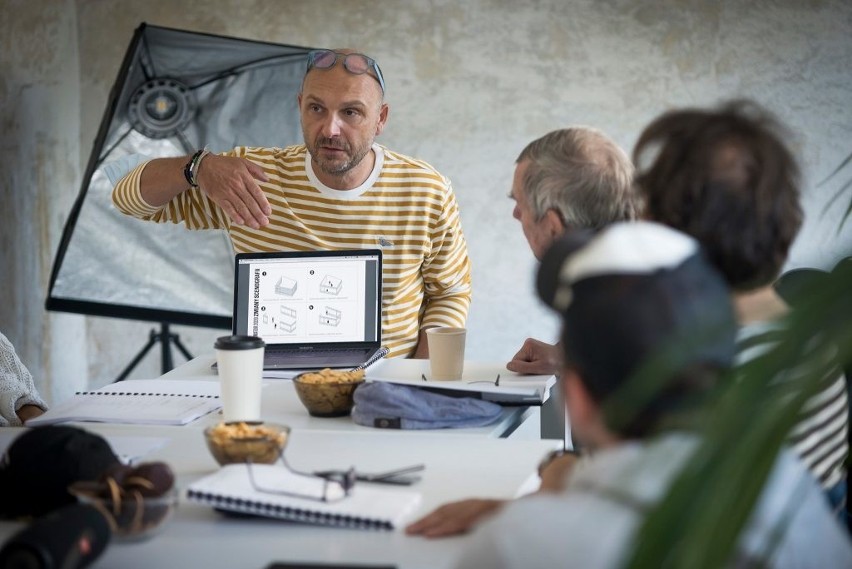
[{"x1": 46, "y1": 23, "x2": 315, "y2": 332}]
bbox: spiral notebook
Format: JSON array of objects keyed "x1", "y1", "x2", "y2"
[
  {"x1": 186, "y1": 464, "x2": 421, "y2": 530},
  {"x1": 25, "y1": 379, "x2": 221, "y2": 426}
]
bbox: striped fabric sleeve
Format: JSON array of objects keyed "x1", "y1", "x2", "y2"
[
  {"x1": 736, "y1": 322, "x2": 849, "y2": 490},
  {"x1": 420, "y1": 183, "x2": 472, "y2": 329},
  {"x1": 111, "y1": 155, "x2": 234, "y2": 230}
]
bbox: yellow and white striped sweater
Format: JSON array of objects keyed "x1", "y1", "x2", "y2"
[{"x1": 112, "y1": 144, "x2": 472, "y2": 358}]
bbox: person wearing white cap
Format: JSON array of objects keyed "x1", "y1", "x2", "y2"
[{"x1": 452, "y1": 221, "x2": 851, "y2": 569}]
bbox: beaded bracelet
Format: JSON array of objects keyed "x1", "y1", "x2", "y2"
[
  {"x1": 183, "y1": 150, "x2": 203, "y2": 187},
  {"x1": 189, "y1": 149, "x2": 210, "y2": 187},
  {"x1": 183, "y1": 148, "x2": 210, "y2": 188}
]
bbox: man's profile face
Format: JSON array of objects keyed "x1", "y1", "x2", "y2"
[
  {"x1": 510, "y1": 160, "x2": 559, "y2": 260},
  {"x1": 299, "y1": 63, "x2": 388, "y2": 179}
]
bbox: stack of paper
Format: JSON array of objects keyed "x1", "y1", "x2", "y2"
[{"x1": 364, "y1": 359, "x2": 555, "y2": 404}]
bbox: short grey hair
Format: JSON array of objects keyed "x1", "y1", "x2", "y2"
[{"x1": 517, "y1": 127, "x2": 637, "y2": 229}]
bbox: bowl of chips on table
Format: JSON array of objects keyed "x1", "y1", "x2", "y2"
[
  {"x1": 204, "y1": 421, "x2": 290, "y2": 466},
  {"x1": 292, "y1": 368, "x2": 366, "y2": 417},
  {"x1": 68, "y1": 462, "x2": 177, "y2": 541}
]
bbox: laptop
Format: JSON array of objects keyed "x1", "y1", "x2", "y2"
[{"x1": 231, "y1": 249, "x2": 383, "y2": 370}]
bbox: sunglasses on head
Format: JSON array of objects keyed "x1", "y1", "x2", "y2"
[{"x1": 306, "y1": 49, "x2": 386, "y2": 94}]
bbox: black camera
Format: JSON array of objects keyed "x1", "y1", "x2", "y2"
[{"x1": 0, "y1": 503, "x2": 110, "y2": 569}]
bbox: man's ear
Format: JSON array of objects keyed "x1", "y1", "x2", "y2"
[
  {"x1": 375, "y1": 103, "x2": 389, "y2": 136},
  {"x1": 543, "y1": 209, "x2": 565, "y2": 239}
]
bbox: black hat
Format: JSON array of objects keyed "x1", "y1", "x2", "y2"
[
  {"x1": 0, "y1": 426, "x2": 120, "y2": 519},
  {"x1": 537, "y1": 221, "x2": 736, "y2": 404}
]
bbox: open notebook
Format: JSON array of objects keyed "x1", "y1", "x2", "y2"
[
  {"x1": 187, "y1": 464, "x2": 420, "y2": 530},
  {"x1": 365, "y1": 359, "x2": 556, "y2": 404},
  {"x1": 26, "y1": 379, "x2": 221, "y2": 426}
]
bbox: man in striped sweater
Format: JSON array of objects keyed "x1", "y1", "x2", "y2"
[{"x1": 112, "y1": 49, "x2": 471, "y2": 358}]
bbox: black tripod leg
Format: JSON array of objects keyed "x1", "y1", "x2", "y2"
[
  {"x1": 171, "y1": 334, "x2": 194, "y2": 361},
  {"x1": 115, "y1": 330, "x2": 159, "y2": 382},
  {"x1": 114, "y1": 323, "x2": 199, "y2": 382},
  {"x1": 160, "y1": 325, "x2": 174, "y2": 375}
]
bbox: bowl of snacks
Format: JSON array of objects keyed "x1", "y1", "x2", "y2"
[
  {"x1": 204, "y1": 421, "x2": 290, "y2": 466},
  {"x1": 292, "y1": 368, "x2": 366, "y2": 417},
  {"x1": 69, "y1": 462, "x2": 177, "y2": 541}
]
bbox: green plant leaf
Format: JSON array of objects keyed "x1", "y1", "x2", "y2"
[{"x1": 621, "y1": 264, "x2": 852, "y2": 569}]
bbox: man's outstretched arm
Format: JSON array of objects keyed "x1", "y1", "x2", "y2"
[{"x1": 113, "y1": 153, "x2": 271, "y2": 228}]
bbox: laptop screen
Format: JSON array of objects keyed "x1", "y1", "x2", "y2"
[{"x1": 232, "y1": 250, "x2": 381, "y2": 347}]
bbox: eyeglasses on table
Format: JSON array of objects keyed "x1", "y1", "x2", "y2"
[{"x1": 247, "y1": 451, "x2": 425, "y2": 502}]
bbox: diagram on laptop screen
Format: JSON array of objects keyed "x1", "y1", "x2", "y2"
[{"x1": 246, "y1": 259, "x2": 366, "y2": 343}]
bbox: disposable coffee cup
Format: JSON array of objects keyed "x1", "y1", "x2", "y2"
[
  {"x1": 426, "y1": 327, "x2": 466, "y2": 381},
  {"x1": 215, "y1": 335, "x2": 265, "y2": 423}
]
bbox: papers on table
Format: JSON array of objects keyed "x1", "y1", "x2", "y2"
[
  {"x1": 25, "y1": 379, "x2": 222, "y2": 426},
  {"x1": 364, "y1": 359, "x2": 555, "y2": 404}
]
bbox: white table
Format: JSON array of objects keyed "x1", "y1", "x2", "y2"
[
  {"x1": 0, "y1": 423, "x2": 559, "y2": 569},
  {"x1": 164, "y1": 354, "x2": 543, "y2": 440}
]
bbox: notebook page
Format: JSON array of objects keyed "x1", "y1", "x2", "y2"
[{"x1": 26, "y1": 395, "x2": 221, "y2": 426}]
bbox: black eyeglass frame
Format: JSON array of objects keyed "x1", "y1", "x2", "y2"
[{"x1": 306, "y1": 49, "x2": 386, "y2": 94}]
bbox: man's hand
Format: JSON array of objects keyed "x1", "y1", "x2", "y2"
[
  {"x1": 195, "y1": 155, "x2": 271, "y2": 228},
  {"x1": 506, "y1": 338, "x2": 561, "y2": 375},
  {"x1": 539, "y1": 452, "x2": 579, "y2": 492},
  {"x1": 16, "y1": 404, "x2": 45, "y2": 424},
  {"x1": 138, "y1": 154, "x2": 271, "y2": 228},
  {"x1": 405, "y1": 499, "x2": 505, "y2": 538},
  {"x1": 411, "y1": 328, "x2": 431, "y2": 359}
]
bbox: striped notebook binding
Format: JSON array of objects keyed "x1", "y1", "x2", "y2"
[
  {"x1": 77, "y1": 391, "x2": 217, "y2": 398},
  {"x1": 186, "y1": 464, "x2": 420, "y2": 530}
]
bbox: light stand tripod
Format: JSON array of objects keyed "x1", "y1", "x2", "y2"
[{"x1": 115, "y1": 322, "x2": 194, "y2": 382}]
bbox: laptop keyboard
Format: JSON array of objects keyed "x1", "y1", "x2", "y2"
[{"x1": 269, "y1": 347, "x2": 360, "y2": 359}]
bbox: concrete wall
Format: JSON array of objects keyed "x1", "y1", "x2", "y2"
[
  {"x1": 1, "y1": 0, "x2": 89, "y2": 402},
  {"x1": 2, "y1": 0, "x2": 851, "y2": 402}
]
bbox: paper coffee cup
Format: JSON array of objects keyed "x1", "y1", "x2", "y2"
[
  {"x1": 215, "y1": 335, "x2": 265, "y2": 423},
  {"x1": 426, "y1": 327, "x2": 466, "y2": 381}
]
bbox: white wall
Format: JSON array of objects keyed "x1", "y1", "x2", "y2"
[{"x1": 2, "y1": 0, "x2": 851, "y2": 401}]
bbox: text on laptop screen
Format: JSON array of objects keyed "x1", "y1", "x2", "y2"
[{"x1": 234, "y1": 253, "x2": 380, "y2": 346}]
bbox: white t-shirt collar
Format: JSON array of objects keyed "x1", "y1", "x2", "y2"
[{"x1": 305, "y1": 143, "x2": 384, "y2": 200}]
